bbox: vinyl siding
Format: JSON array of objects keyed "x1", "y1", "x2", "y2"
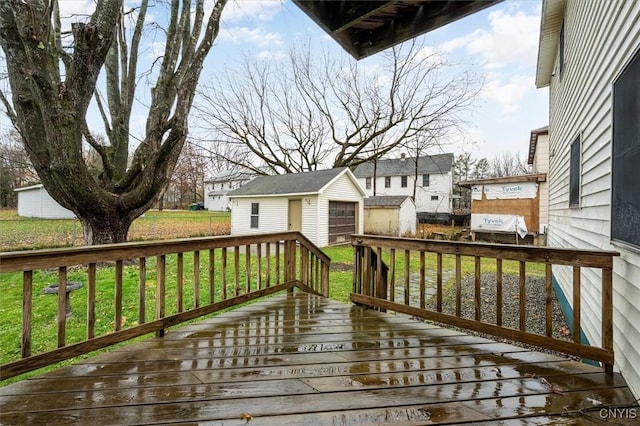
[
  {"x1": 546, "y1": 0, "x2": 640, "y2": 398},
  {"x1": 533, "y1": 133, "x2": 550, "y2": 232},
  {"x1": 230, "y1": 198, "x2": 289, "y2": 236},
  {"x1": 358, "y1": 172, "x2": 452, "y2": 213},
  {"x1": 16, "y1": 186, "x2": 75, "y2": 219}
]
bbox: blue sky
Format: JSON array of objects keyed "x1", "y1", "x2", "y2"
[
  {"x1": 208, "y1": 0, "x2": 549, "y2": 161},
  {"x1": 51, "y1": 0, "x2": 549, "y2": 162}
]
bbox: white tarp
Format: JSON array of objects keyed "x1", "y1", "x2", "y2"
[
  {"x1": 471, "y1": 213, "x2": 528, "y2": 238},
  {"x1": 484, "y1": 182, "x2": 538, "y2": 200},
  {"x1": 471, "y1": 185, "x2": 483, "y2": 200}
]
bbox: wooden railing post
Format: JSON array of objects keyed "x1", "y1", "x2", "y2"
[
  {"x1": 602, "y1": 267, "x2": 614, "y2": 374},
  {"x1": 285, "y1": 239, "x2": 296, "y2": 293}
]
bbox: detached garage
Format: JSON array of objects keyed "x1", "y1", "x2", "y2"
[
  {"x1": 227, "y1": 168, "x2": 365, "y2": 247},
  {"x1": 15, "y1": 184, "x2": 75, "y2": 219}
]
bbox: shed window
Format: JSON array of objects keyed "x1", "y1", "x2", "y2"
[
  {"x1": 385, "y1": 176, "x2": 391, "y2": 188},
  {"x1": 250, "y1": 203, "x2": 259, "y2": 228},
  {"x1": 422, "y1": 174, "x2": 430, "y2": 186},
  {"x1": 401, "y1": 176, "x2": 407, "y2": 187},
  {"x1": 365, "y1": 177, "x2": 371, "y2": 189},
  {"x1": 612, "y1": 47, "x2": 640, "y2": 248},
  {"x1": 569, "y1": 135, "x2": 580, "y2": 208}
]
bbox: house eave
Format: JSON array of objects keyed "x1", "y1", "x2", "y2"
[
  {"x1": 536, "y1": 0, "x2": 567, "y2": 88},
  {"x1": 459, "y1": 173, "x2": 547, "y2": 187}
]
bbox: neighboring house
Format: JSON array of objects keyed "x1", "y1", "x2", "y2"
[
  {"x1": 227, "y1": 168, "x2": 365, "y2": 247},
  {"x1": 353, "y1": 153, "x2": 454, "y2": 222},
  {"x1": 204, "y1": 170, "x2": 257, "y2": 212},
  {"x1": 364, "y1": 196, "x2": 416, "y2": 237},
  {"x1": 14, "y1": 184, "x2": 75, "y2": 219},
  {"x1": 536, "y1": 0, "x2": 640, "y2": 398},
  {"x1": 528, "y1": 126, "x2": 550, "y2": 236},
  {"x1": 460, "y1": 174, "x2": 547, "y2": 245}
]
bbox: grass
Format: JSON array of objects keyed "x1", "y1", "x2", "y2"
[{"x1": 0, "y1": 209, "x2": 231, "y2": 251}]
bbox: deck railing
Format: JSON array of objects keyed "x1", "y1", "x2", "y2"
[
  {"x1": 0, "y1": 231, "x2": 329, "y2": 380},
  {"x1": 351, "y1": 234, "x2": 618, "y2": 374}
]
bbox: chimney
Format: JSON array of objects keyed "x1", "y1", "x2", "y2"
[{"x1": 400, "y1": 153, "x2": 406, "y2": 161}]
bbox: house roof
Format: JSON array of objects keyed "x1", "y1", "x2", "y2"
[
  {"x1": 536, "y1": 0, "x2": 567, "y2": 88},
  {"x1": 364, "y1": 196, "x2": 412, "y2": 208},
  {"x1": 459, "y1": 173, "x2": 547, "y2": 187},
  {"x1": 227, "y1": 167, "x2": 365, "y2": 198},
  {"x1": 14, "y1": 184, "x2": 44, "y2": 193},
  {"x1": 293, "y1": 1, "x2": 502, "y2": 60},
  {"x1": 205, "y1": 169, "x2": 257, "y2": 183},
  {"x1": 528, "y1": 125, "x2": 549, "y2": 165},
  {"x1": 352, "y1": 153, "x2": 453, "y2": 178}
]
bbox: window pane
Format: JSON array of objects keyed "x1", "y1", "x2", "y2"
[
  {"x1": 569, "y1": 136, "x2": 580, "y2": 207},
  {"x1": 250, "y1": 216, "x2": 258, "y2": 228},
  {"x1": 251, "y1": 203, "x2": 259, "y2": 214},
  {"x1": 423, "y1": 174, "x2": 430, "y2": 186},
  {"x1": 401, "y1": 176, "x2": 407, "y2": 187},
  {"x1": 385, "y1": 176, "x2": 391, "y2": 188},
  {"x1": 366, "y1": 177, "x2": 371, "y2": 189}
]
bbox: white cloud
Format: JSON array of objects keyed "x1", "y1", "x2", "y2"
[
  {"x1": 440, "y1": 9, "x2": 540, "y2": 70},
  {"x1": 219, "y1": 26, "x2": 283, "y2": 47},
  {"x1": 222, "y1": 0, "x2": 283, "y2": 22},
  {"x1": 481, "y1": 75, "x2": 533, "y2": 113},
  {"x1": 256, "y1": 50, "x2": 285, "y2": 60},
  {"x1": 57, "y1": 1, "x2": 95, "y2": 31}
]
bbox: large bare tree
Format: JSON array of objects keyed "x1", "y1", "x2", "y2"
[
  {"x1": 0, "y1": 0, "x2": 227, "y2": 244},
  {"x1": 194, "y1": 40, "x2": 481, "y2": 175}
]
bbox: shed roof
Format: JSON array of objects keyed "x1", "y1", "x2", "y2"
[
  {"x1": 227, "y1": 167, "x2": 364, "y2": 198},
  {"x1": 364, "y1": 196, "x2": 412, "y2": 208},
  {"x1": 353, "y1": 153, "x2": 453, "y2": 178},
  {"x1": 14, "y1": 184, "x2": 44, "y2": 193}
]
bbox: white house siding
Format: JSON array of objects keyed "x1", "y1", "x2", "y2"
[
  {"x1": 205, "y1": 178, "x2": 251, "y2": 211},
  {"x1": 230, "y1": 197, "x2": 288, "y2": 236},
  {"x1": 300, "y1": 196, "x2": 320, "y2": 246},
  {"x1": 545, "y1": 0, "x2": 640, "y2": 398},
  {"x1": 16, "y1": 185, "x2": 75, "y2": 219},
  {"x1": 318, "y1": 173, "x2": 364, "y2": 247},
  {"x1": 358, "y1": 172, "x2": 451, "y2": 213}
]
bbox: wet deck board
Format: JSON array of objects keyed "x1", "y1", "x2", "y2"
[{"x1": 1, "y1": 292, "x2": 637, "y2": 425}]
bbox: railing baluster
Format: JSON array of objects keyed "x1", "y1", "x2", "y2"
[
  {"x1": 156, "y1": 254, "x2": 166, "y2": 337},
  {"x1": 419, "y1": 251, "x2": 425, "y2": 309},
  {"x1": 234, "y1": 246, "x2": 240, "y2": 296},
  {"x1": 496, "y1": 258, "x2": 503, "y2": 326},
  {"x1": 257, "y1": 243, "x2": 262, "y2": 289},
  {"x1": 475, "y1": 256, "x2": 481, "y2": 321},
  {"x1": 177, "y1": 253, "x2": 184, "y2": 312},
  {"x1": 221, "y1": 247, "x2": 227, "y2": 300},
  {"x1": 21, "y1": 270, "x2": 32, "y2": 358},
  {"x1": 302, "y1": 246, "x2": 309, "y2": 287},
  {"x1": 436, "y1": 253, "x2": 442, "y2": 312},
  {"x1": 363, "y1": 246, "x2": 371, "y2": 296},
  {"x1": 139, "y1": 258, "x2": 146, "y2": 325},
  {"x1": 275, "y1": 242, "x2": 280, "y2": 284},
  {"x1": 545, "y1": 263, "x2": 553, "y2": 337},
  {"x1": 245, "y1": 245, "x2": 251, "y2": 294},
  {"x1": 376, "y1": 247, "x2": 383, "y2": 300},
  {"x1": 209, "y1": 249, "x2": 215, "y2": 304},
  {"x1": 404, "y1": 250, "x2": 410, "y2": 305},
  {"x1": 194, "y1": 251, "x2": 200, "y2": 307},
  {"x1": 519, "y1": 261, "x2": 526, "y2": 331},
  {"x1": 265, "y1": 243, "x2": 271, "y2": 288},
  {"x1": 353, "y1": 246, "x2": 360, "y2": 294},
  {"x1": 115, "y1": 260, "x2": 123, "y2": 331},
  {"x1": 57, "y1": 267, "x2": 67, "y2": 348},
  {"x1": 602, "y1": 267, "x2": 614, "y2": 374},
  {"x1": 573, "y1": 265, "x2": 581, "y2": 344},
  {"x1": 455, "y1": 255, "x2": 461, "y2": 317},
  {"x1": 88, "y1": 263, "x2": 96, "y2": 338},
  {"x1": 390, "y1": 248, "x2": 396, "y2": 303}
]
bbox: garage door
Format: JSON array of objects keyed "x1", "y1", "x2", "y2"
[{"x1": 328, "y1": 201, "x2": 356, "y2": 244}]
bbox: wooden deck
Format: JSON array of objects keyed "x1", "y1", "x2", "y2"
[{"x1": 1, "y1": 292, "x2": 637, "y2": 425}]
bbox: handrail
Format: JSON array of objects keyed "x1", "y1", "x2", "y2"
[
  {"x1": 351, "y1": 234, "x2": 618, "y2": 374},
  {"x1": 0, "y1": 232, "x2": 330, "y2": 380}
]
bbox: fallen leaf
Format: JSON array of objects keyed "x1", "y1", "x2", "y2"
[{"x1": 240, "y1": 412, "x2": 253, "y2": 422}]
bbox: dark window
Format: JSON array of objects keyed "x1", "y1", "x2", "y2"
[
  {"x1": 612, "y1": 47, "x2": 640, "y2": 248},
  {"x1": 422, "y1": 174, "x2": 430, "y2": 186},
  {"x1": 559, "y1": 19, "x2": 565, "y2": 76},
  {"x1": 250, "y1": 203, "x2": 259, "y2": 228},
  {"x1": 401, "y1": 176, "x2": 407, "y2": 187},
  {"x1": 431, "y1": 195, "x2": 439, "y2": 201},
  {"x1": 365, "y1": 177, "x2": 371, "y2": 189},
  {"x1": 385, "y1": 176, "x2": 391, "y2": 188},
  {"x1": 569, "y1": 135, "x2": 580, "y2": 207}
]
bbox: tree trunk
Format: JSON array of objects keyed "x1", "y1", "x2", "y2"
[{"x1": 80, "y1": 215, "x2": 134, "y2": 245}]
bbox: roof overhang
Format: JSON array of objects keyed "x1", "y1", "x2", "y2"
[
  {"x1": 528, "y1": 125, "x2": 549, "y2": 165},
  {"x1": 293, "y1": 0, "x2": 503, "y2": 60},
  {"x1": 535, "y1": 0, "x2": 566, "y2": 88}
]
